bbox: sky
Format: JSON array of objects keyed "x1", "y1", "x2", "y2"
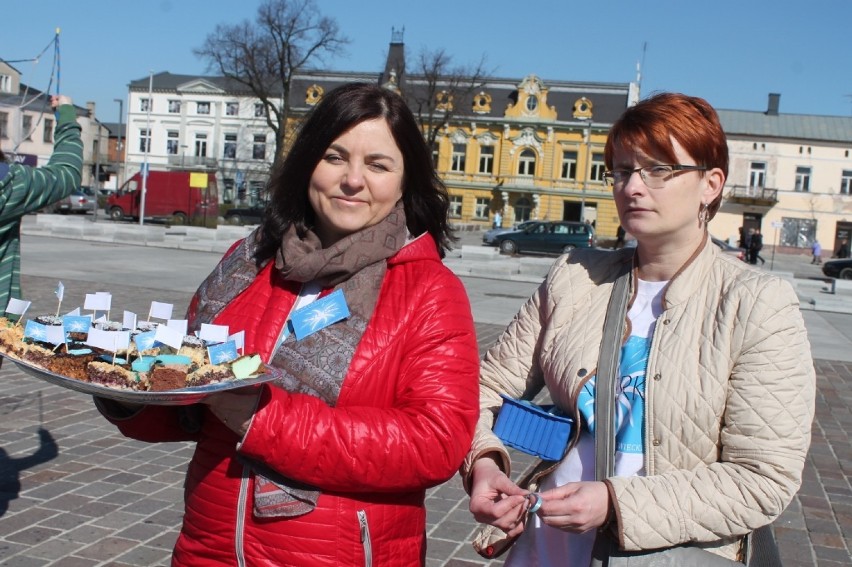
[{"x1": 5, "y1": 0, "x2": 852, "y2": 124}]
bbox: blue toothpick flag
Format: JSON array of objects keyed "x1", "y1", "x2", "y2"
[
  {"x1": 55, "y1": 281, "x2": 64, "y2": 302},
  {"x1": 24, "y1": 320, "x2": 66, "y2": 345},
  {"x1": 134, "y1": 330, "x2": 156, "y2": 352},
  {"x1": 290, "y1": 289, "x2": 350, "y2": 340},
  {"x1": 62, "y1": 315, "x2": 92, "y2": 334},
  {"x1": 207, "y1": 340, "x2": 239, "y2": 364}
]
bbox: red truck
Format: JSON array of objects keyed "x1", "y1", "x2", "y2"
[{"x1": 107, "y1": 170, "x2": 219, "y2": 226}]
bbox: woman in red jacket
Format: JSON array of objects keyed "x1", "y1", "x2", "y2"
[{"x1": 96, "y1": 83, "x2": 480, "y2": 566}]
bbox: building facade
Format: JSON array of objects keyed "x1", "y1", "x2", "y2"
[
  {"x1": 714, "y1": 94, "x2": 852, "y2": 255},
  {"x1": 0, "y1": 60, "x2": 109, "y2": 189}
]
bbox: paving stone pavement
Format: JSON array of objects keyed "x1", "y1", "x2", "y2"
[{"x1": 1, "y1": 230, "x2": 850, "y2": 565}]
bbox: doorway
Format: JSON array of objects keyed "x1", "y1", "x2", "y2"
[{"x1": 740, "y1": 212, "x2": 762, "y2": 248}]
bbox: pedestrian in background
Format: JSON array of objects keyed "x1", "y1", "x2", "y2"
[
  {"x1": 493, "y1": 210, "x2": 502, "y2": 228},
  {"x1": 811, "y1": 239, "x2": 822, "y2": 264},
  {"x1": 834, "y1": 238, "x2": 849, "y2": 259},
  {"x1": 751, "y1": 228, "x2": 766, "y2": 265},
  {"x1": 463, "y1": 92, "x2": 814, "y2": 566},
  {"x1": 0, "y1": 95, "x2": 82, "y2": 311},
  {"x1": 95, "y1": 83, "x2": 480, "y2": 566}
]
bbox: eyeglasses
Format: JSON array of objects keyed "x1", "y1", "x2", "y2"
[{"x1": 603, "y1": 164, "x2": 708, "y2": 190}]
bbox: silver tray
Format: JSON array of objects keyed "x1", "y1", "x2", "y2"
[{"x1": 2, "y1": 353, "x2": 280, "y2": 405}]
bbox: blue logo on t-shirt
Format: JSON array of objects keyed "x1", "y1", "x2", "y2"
[{"x1": 578, "y1": 335, "x2": 649, "y2": 455}]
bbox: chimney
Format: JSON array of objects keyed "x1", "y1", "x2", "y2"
[
  {"x1": 86, "y1": 101, "x2": 96, "y2": 118},
  {"x1": 766, "y1": 93, "x2": 780, "y2": 116}
]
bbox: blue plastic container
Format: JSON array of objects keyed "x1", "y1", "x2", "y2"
[{"x1": 493, "y1": 394, "x2": 574, "y2": 461}]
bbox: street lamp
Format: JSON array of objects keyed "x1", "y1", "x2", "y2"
[
  {"x1": 113, "y1": 98, "x2": 123, "y2": 189},
  {"x1": 580, "y1": 118, "x2": 594, "y2": 223}
]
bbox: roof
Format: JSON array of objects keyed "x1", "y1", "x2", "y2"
[{"x1": 718, "y1": 109, "x2": 852, "y2": 144}]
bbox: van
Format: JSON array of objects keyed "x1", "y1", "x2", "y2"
[{"x1": 107, "y1": 170, "x2": 219, "y2": 226}]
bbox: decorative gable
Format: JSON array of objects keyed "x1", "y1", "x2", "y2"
[
  {"x1": 176, "y1": 79, "x2": 226, "y2": 95},
  {"x1": 505, "y1": 75, "x2": 557, "y2": 121}
]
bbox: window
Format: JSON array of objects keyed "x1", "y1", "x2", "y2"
[
  {"x1": 139, "y1": 128, "x2": 151, "y2": 153},
  {"x1": 0, "y1": 112, "x2": 7, "y2": 139},
  {"x1": 254, "y1": 103, "x2": 265, "y2": 117},
  {"x1": 166, "y1": 131, "x2": 179, "y2": 155},
  {"x1": 224, "y1": 133, "x2": 237, "y2": 159},
  {"x1": 794, "y1": 166, "x2": 811, "y2": 192},
  {"x1": 226, "y1": 102, "x2": 239, "y2": 116},
  {"x1": 780, "y1": 217, "x2": 816, "y2": 249},
  {"x1": 194, "y1": 133, "x2": 208, "y2": 157},
  {"x1": 168, "y1": 100, "x2": 181, "y2": 113},
  {"x1": 478, "y1": 146, "x2": 494, "y2": 174},
  {"x1": 841, "y1": 170, "x2": 852, "y2": 195},
  {"x1": 431, "y1": 143, "x2": 439, "y2": 167},
  {"x1": 561, "y1": 151, "x2": 578, "y2": 180},
  {"x1": 22, "y1": 115, "x2": 32, "y2": 141},
  {"x1": 449, "y1": 195, "x2": 462, "y2": 218},
  {"x1": 590, "y1": 153, "x2": 606, "y2": 182},
  {"x1": 197, "y1": 102, "x2": 210, "y2": 115},
  {"x1": 526, "y1": 95, "x2": 538, "y2": 112},
  {"x1": 0, "y1": 74, "x2": 11, "y2": 93},
  {"x1": 252, "y1": 134, "x2": 266, "y2": 160},
  {"x1": 42, "y1": 118, "x2": 53, "y2": 142},
  {"x1": 451, "y1": 143, "x2": 466, "y2": 172},
  {"x1": 140, "y1": 98, "x2": 150, "y2": 112},
  {"x1": 474, "y1": 197, "x2": 490, "y2": 219},
  {"x1": 514, "y1": 197, "x2": 532, "y2": 222},
  {"x1": 518, "y1": 149, "x2": 536, "y2": 176},
  {"x1": 749, "y1": 162, "x2": 766, "y2": 188}
]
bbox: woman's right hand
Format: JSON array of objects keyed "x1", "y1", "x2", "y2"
[{"x1": 469, "y1": 456, "x2": 531, "y2": 537}]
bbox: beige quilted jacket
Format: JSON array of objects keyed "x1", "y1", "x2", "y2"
[{"x1": 462, "y1": 238, "x2": 815, "y2": 560}]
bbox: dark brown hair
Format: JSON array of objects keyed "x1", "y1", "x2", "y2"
[{"x1": 255, "y1": 82, "x2": 454, "y2": 262}]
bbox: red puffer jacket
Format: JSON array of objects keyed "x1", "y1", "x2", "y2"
[{"x1": 103, "y1": 234, "x2": 480, "y2": 566}]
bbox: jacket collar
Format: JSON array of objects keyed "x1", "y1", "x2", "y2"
[{"x1": 650, "y1": 232, "x2": 717, "y2": 310}]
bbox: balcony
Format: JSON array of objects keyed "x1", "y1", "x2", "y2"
[
  {"x1": 726, "y1": 185, "x2": 778, "y2": 206},
  {"x1": 166, "y1": 155, "x2": 219, "y2": 170}
]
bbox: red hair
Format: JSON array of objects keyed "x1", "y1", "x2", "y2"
[{"x1": 604, "y1": 92, "x2": 728, "y2": 217}]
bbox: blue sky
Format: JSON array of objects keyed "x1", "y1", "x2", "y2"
[{"x1": 6, "y1": 0, "x2": 852, "y2": 123}]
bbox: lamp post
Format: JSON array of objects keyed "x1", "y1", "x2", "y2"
[
  {"x1": 113, "y1": 98, "x2": 123, "y2": 190},
  {"x1": 140, "y1": 71, "x2": 153, "y2": 226},
  {"x1": 581, "y1": 118, "x2": 593, "y2": 223}
]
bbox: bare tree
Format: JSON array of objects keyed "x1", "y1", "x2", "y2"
[
  {"x1": 405, "y1": 48, "x2": 490, "y2": 148},
  {"x1": 194, "y1": 0, "x2": 348, "y2": 167}
]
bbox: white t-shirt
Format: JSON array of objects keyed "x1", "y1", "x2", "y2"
[{"x1": 505, "y1": 279, "x2": 667, "y2": 567}]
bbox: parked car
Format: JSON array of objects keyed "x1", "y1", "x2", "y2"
[
  {"x1": 223, "y1": 204, "x2": 266, "y2": 225},
  {"x1": 822, "y1": 258, "x2": 852, "y2": 280},
  {"x1": 482, "y1": 220, "x2": 536, "y2": 246},
  {"x1": 494, "y1": 221, "x2": 595, "y2": 255},
  {"x1": 711, "y1": 236, "x2": 745, "y2": 262},
  {"x1": 52, "y1": 188, "x2": 98, "y2": 215}
]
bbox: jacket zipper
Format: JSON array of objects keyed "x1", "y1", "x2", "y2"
[
  {"x1": 357, "y1": 510, "x2": 372, "y2": 567},
  {"x1": 235, "y1": 465, "x2": 250, "y2": 567}
]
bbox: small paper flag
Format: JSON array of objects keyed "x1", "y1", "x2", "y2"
[
  {"x1": 6, "y1": 298, "x2": 31, "y2": 316},
  {"x1": 207, "y1": 340, "x2": 239, "y2": 364},
  {"x1": 62, "y1": 315, "x2": 92, "y2": 334},
  {"x1": 86, "y1": 328, "x2": 130, "y2": 353},
  {"x1": 149, "y1": 301, "x2": 174, "y2": 320},
  {"x1": 154, "y1": 324, "x2": 183, "y2": 350},
  {"x1": 200, "y1": 323, "x2": 229, "y2": 344},
  {"x1": 166, "y1": 319, "x2": 188, "y2": 337},
  {"x1": 134, "y1": 330, "x2": 156, "y2": 351},
  {"x1": 55, "y1": 282, "x2": 64, "y2": 302},
  {"x1": 228, "y1": 330, "x2": 245, "y2": 353},
  {"x1": 123, "y1": 311, "x2": 137, "y2": 330},
  {"x1": 24, "y1": 320, "x2": 66, "y2": 345},
  {"x1": 84, "y1": 293, "x2": 111, "y2": 311}
]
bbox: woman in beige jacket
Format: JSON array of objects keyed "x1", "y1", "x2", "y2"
[{"x1": 463, "y1": 93, "x2": 815, "y2": 565}]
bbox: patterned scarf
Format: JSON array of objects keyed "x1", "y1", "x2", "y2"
[{"x1": 192, "y1": 202, "x2": 408, "y2": 517}]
